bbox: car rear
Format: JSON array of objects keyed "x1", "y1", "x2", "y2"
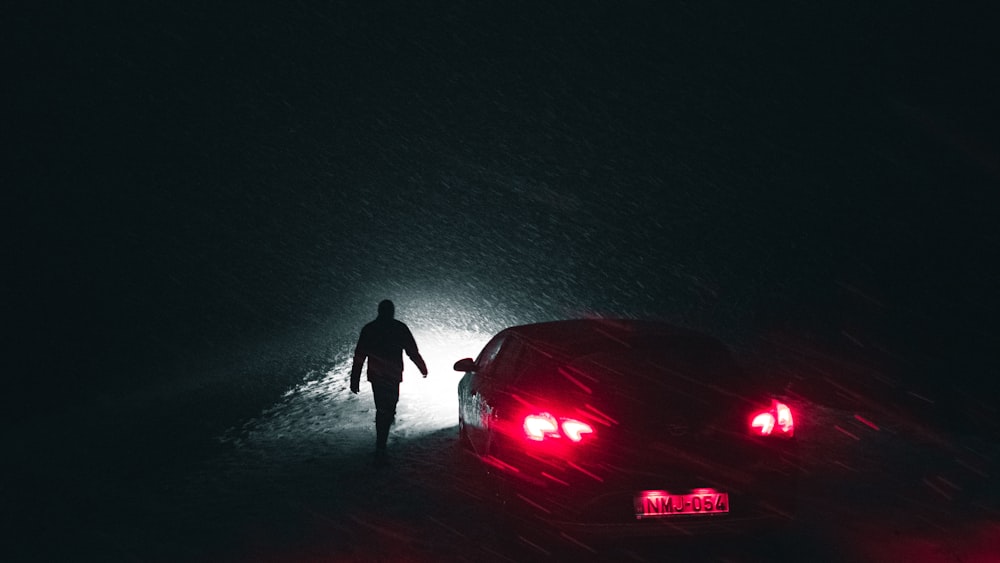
[{"x1": 482, "y1": 323, "x2": 799, "y2": 537}]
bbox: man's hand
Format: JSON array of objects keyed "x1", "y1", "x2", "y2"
[
  {"x1": 350, "y1": 384, "x2": 360, "y2": 394},
  {"x1": 421, "y1": 368, "x2": 428, "y2": 378}
]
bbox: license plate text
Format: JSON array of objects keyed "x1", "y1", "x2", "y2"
[{"x1": 635, "y1": 489, "x2": 730, "y2": 519}]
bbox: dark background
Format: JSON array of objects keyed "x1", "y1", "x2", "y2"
[{"x1": 4, "y1": 1, "x2": 999, "y2": 558}]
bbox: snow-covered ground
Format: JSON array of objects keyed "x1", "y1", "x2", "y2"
[
  {"x1": 220, "y1": 326, "x2": 492, "y2": 456},
  {"x1": 172, "y1": 335, "x2": 998, "y2": 562},
  {"x1": 5, "y1": 321, "x2": 998, "y2": 562}
]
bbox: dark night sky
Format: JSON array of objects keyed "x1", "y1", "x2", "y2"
[{"x1": 6, "y1": 2, "x2": 999, "y2": 423}]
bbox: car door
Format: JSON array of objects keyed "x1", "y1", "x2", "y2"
[
  {"x1": 460, "y1": 333, "x2": 507, "y2": 454},
  {"x1": 477, "y1": 335, "x2": 531, "y2": 455}
]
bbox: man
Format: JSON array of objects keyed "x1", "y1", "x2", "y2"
[{"x1": 350, "y1": 299, "x2": 428, "y2": 460}]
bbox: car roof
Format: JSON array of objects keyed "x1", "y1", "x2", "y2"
[
  {"x1": 498, "y1": 319, "x2": 745, "y2": 390},
  {"x1": 501, "y1": 318, "x2": 724, "y2": 354}
]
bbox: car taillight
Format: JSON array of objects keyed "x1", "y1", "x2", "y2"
[
  {"x1": 523, "y1": 413, "x2": 595, "y2": 443},
  {"x1": 561, "y1": 420, "x2": 595, "y2": 442},
  {"x1": 749, "y1": 400, "x2": 794, "y2": 438},
  {"x1": 524, "y1": 413, "x2": 559, "y2": 441}
]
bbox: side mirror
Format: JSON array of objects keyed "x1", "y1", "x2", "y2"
[{"x1": 453, "y1": 358, "x2": 477, "y2": 372}]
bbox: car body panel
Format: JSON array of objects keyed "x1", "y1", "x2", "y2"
[{"x1": 455, "y1": 319, "x2": 798, "y2": 535}]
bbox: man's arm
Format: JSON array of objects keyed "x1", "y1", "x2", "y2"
[
  {"x1": 403, "y1": 327, "x2": 428, "y2": 377},
  {"x1": 349, "y1": 329, "x2": 367, "y2": 392}
]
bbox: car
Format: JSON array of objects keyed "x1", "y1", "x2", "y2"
[{"x1": 453, "y1": 318, "x2": 799, "y2": 538}]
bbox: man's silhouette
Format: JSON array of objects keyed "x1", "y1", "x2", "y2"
[{"x1": 350, "y1": 299, "x2": 428, "y2": 461}]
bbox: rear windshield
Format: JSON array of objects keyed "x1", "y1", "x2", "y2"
[{"x1": 509, "y1": 332, "x2": 746, "y2": 394}]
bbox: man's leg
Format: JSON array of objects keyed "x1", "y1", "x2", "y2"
[{"x1": 370, "y1": 382, "x2": 400, "y2": 453}]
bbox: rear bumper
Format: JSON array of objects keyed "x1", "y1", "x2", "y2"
[
  {"x1": 502, "y1": 478, "x2": 797, "y2": 536},
  {"x1": 547, "y1": 511, "x2": 791, "y2": 540},
  {"x1": 487, "y1": 438, "x2": 799, "y2": 537}
]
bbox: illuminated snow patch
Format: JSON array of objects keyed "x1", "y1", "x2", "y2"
[
  {"x1": 220, "y1": 327, "x2": 490, "y2": 451},
  {"x1": 220, "y1": 289, "x2": 521, "y2": 452},
  {"x1": 396, "y1": 327, "x2": 490, "y2": 435}
]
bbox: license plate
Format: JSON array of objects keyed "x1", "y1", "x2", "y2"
[{"x1": 634, "y1": 488, "x2": 729, "y2": 519}]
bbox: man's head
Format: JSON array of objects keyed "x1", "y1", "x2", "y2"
[{"x1": 377, "y1": 299, "x2": 395, "y2": 319}]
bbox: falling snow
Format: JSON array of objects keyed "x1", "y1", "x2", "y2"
[{"x1": 6, "y1": 1, "x2": 999, "y2": 561}]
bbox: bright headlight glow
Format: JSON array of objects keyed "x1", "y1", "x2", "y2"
[
  {"x1": 401, "y1": 326, "x2": 490, "y2": 431},
  {"x1": 222, "y1": 292, "x2": 513, "y2": 450},
  {"x1": 389, "y1": 293, "x2": 518, "y2": 436}
]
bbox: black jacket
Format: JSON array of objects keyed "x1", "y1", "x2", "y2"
[{"x1": 350, "y1": 316, "x2": 427, "y2": 387}]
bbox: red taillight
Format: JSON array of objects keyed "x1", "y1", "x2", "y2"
[
  {"x1": 524, "y1": 413, "x2": 560, "y2": 441},
  {"x1": 751, "y1": 412, "x2": 776, "y2": 435},
  {"x1": 775, "y1": 402, "x2": 793, "y2": 433},
  {"x1": 523, "y1": 413, "x2": 595, "y2": 443},
  {"x1": 749, "y1": 400, "x2": 794, "y2": 438},
  {"x1": 561, "y1": 419, "x2": 595, "y2": 442}
]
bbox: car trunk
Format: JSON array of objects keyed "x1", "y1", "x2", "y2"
[{"x1": 502, "y1": 344, "x2": 784, "y2": 483}]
